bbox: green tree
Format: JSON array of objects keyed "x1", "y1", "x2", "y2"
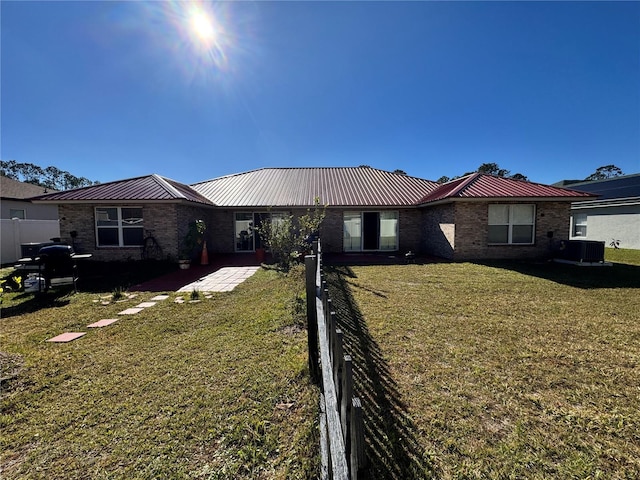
[
  {"x1": 584, "y1": 165, "x2": 624, "y2": 181},
  {"x1": 0, "y1": 160, "x2": 99, "y2": 190},
  {"x1": 444, "y1": 163, "x2": 528, "y2": 182},
  {"x1": 258, "y1": 198, "x2": 326, "y2": 271}
]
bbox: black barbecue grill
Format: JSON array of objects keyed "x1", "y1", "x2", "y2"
[{"x1": 17, "y1": 243, "x2": 92, "y2": 292}]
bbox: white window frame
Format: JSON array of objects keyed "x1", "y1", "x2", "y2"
[
  {"x1": 572, "y1": 213, "x2": 587, "y2": 237},
  {"x1": 95, "y1": 206, "x2": 144, "y2": 247},
  {"x1": 488, "y1": 204, "x2": 536, "y2": 245}
]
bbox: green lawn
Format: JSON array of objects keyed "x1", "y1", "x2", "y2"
[
  {"x1": 327, "y1": 258, "x2": 640, "y2": 479},
  {"x1": 1, "y1": 266, "x2": 318, "y2": 479},
  {"x1": 605, "y1": 247, "x2": 640, "y2": 265}
]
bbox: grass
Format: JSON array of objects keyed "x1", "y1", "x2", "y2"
[
  {"x1": 605, "y1": 247, "x2": 640, "y2": 265},
  {"x1": 1, "y1": 266, "x2": 318, "y2": 479},
  {"x1": 326, "y1": 257, "x2": 640, "y2": 479}
]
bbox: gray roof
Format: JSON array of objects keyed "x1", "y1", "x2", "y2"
[
  {"x1": 563, "y1": 174, "x2": 640, "y2": 200},
  {"x1": 33, "y1": 174, "x2": 214, "y2": 205},
  {"x1": 1, "y1": 175, "x2": 56, "y2": 200},
  {"x1": 191, "y1": 167, "x2": 440, "y2": 207}
]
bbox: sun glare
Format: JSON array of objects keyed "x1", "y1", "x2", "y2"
[
  {"x1": 190, "y1": 9, "x2": 216, "y2": 43},
  {"x1": 138, "y1": 1, "x2": 238, "y2": 76}
]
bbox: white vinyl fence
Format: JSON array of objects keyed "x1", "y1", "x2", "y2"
[{"x1": 1, "y1": 218, "x2": 60, "y2": 265}]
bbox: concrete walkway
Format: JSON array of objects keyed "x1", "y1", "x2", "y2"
[
  {"x1": 177, "y1": 266, "x2": 260, "y2": 293},
  {"x1": 129, "y1": 253, "x2": 261, "y2": 292}
]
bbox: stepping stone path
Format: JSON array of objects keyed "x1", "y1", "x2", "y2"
[
  {"x1": 48, "y1": 332, "x2": 86, "y2": 343},
  {"x1": 46, "y1": 268, "x2": 258, "y2": 343},
  {"x1": 118, "y1": 308, "x2": 144, "y2": 315},
  {"x1": 47, "y1": 294, "x2": 169, "y2": 343},
  {"x1": 87, "y1": 319, "x2": 118, "y2": 328}
]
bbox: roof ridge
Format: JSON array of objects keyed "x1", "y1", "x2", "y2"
[
  {"x1": 152, "y1": 174, "x2": 188, "y2": 200},
  {"x1": 443, "y1": 172, "x2": 481, "y2": 197},
  {"x1": 192, "y1": 166, "x2": 439, "y2": 186}
]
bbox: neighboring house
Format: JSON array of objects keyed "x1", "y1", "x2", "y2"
[
  {"x1": 32, "y1": 167, "x2": 593, "y2": 262},
  {"x1": 1, "y1": 175, "x2": 61, "y2": 264},
  {"x1": 561, "y1": 174, "x2": 640, "y2": 250},
  {"x1": 1, "y1": 175, "x2": 59, "y2": 221}
]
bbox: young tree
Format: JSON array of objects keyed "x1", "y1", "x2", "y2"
[{"x1": 258, "y1": 198, "x2": 326, "y2": 271}]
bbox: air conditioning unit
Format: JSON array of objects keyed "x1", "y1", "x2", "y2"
[{"x1": 558, "y1": 240, "x2": 605, "y2": 263}]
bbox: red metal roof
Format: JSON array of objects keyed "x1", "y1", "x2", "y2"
[
  {"x1": 419, "y1": 173, "x2": 596, "y2": 204},
  {"x1": 191, "y1": 167, "x2": 440, "y2": 207},
  {"x1": 32, "y1": 174, "x2": 214, "y2": 205},
  {"x1": 31, "y1": 169, "x2": 595, "y2": 209}
]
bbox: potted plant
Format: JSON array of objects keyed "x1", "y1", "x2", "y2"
[{"x1": 179, "y1": 219, "x2": 206, "y2": 269}]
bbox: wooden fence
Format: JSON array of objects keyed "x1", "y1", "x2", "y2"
[{"x1": 306, "y1": 241, "x2": 366, "y2": 480}]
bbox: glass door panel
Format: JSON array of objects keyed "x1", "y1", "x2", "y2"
[{"x1": 343, "y1": 212, "x2": 361, "y2": 252}]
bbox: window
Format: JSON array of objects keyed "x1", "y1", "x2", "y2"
[
  {"x1": 235, "y1": 212, "x2": 254, "y2": 251},
  {"x1": 379, "y1": 211, "x2": 399, "y2": 250},
  {"x1": 488, "y1": 204, "x2": 535, "y2": 244},
  {"x1": 95, "y1": 207, "x2": 144, "y2": 247},
  {"x1": 343, "y1": 211, "x2": 398, "y2": 251},
  {"x1": 572, "y1": 213, "x2": 587, "y2": 237},
  {"x1": 234, "y1": 212, "x2": 289, "y2": 252},
  {"x1": 343, "y1": 212, "x2": 362, "y2": 252},
  {"x1": 9, "y1": 209, "x2": 26, "y2": 219}
]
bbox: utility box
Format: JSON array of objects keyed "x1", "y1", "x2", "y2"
[{"x1": 558, "y1": 240, "x2": 605, "y2": 263}]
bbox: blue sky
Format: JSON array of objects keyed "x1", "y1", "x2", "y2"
[{"x1": 2, "y1": 1, "x2": 639, "y2": 186}]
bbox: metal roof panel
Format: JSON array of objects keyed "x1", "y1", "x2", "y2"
[{"x1": 191, "y1": 167, "x2": 440, "y2": 207}]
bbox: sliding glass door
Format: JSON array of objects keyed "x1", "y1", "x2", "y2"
[
  {"x1": 343, "y1": 211, "x2": 398, "y2": 252},
  {"x1": 235, "y1": 212, "x2": 288, "y2": 252}
]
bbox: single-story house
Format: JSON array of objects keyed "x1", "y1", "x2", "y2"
[
  {"x1": 32, "y1": 167, "x2": 594, "y2": 262},
  {"x1": 1, "y1": 176, "x2": 60, "y2": 264},
  {"x1": 561, "y1": 174, "x2": 640, "y2": 250}
]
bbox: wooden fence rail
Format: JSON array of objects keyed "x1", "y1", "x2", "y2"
[{"x1": 306, "y1": 241, "x2": 366, "y2": 480}]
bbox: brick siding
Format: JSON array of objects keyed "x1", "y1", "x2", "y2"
[
  {"x1": 420, "y1": 204, "x2": 456, "y2": 259},
  {"x1": 58, "y1": 200, "x2": 571, "y2": 262},
  {"x1": 452, "y1": 201, "x2": 570, "y2": 260}
]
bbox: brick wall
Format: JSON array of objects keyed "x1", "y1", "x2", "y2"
[
  {"x1": 59, "y1": 203, "x2": 181, "y2": 262},
  {"x1": 452, "y1": 201, "x2": 571, "y2": 260},
  {"x1": 320, "y1": 209, "x2": 344, "y2": 253},
  {"x1": 59, "y1": 203, "x2": 224, "y2": 262},
  {"x1": 420, "y1": 204, "x2": 456, "y2": 259},
  {"x1": 209, "y1": 209, "x2": 235, "y2": 253},
  {"x1": 176, "y1": 205, "x2": 219, "y2": 259},
  {"x1": 398, "y1": 209, "x2": 421, "y2": 253}
]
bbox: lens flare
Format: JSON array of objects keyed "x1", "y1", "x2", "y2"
[{"x1": 188, "y1": 7, "x2": 217, "y2": 46}]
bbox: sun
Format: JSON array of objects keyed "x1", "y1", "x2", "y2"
[{"x1": 189, "y1": 9, "x2": 216, "y2": 44}]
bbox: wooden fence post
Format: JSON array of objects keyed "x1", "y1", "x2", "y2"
[
  {"x1": 333, "y1": 329, "x2": 344, "y2": 407},
  {"x1": 341, "y1": 355, "x2": 353, "y2": 447},
  {"x1": 305, "y1": 255, "x2": 320, "y2": 384},
  {"x1": 351, "y1": 397, "x2": 365, "y2": 479},
  {"x1": 319, "y1": 394, "x2": 329, "y2": 480}
]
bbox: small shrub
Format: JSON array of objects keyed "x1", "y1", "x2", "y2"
[
  {"x1": 112, "y1": 286, "x2": 125, "y2": 301},
  {"x1": 190, "y1": 289, "x2": 201, "y2": 300}
]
